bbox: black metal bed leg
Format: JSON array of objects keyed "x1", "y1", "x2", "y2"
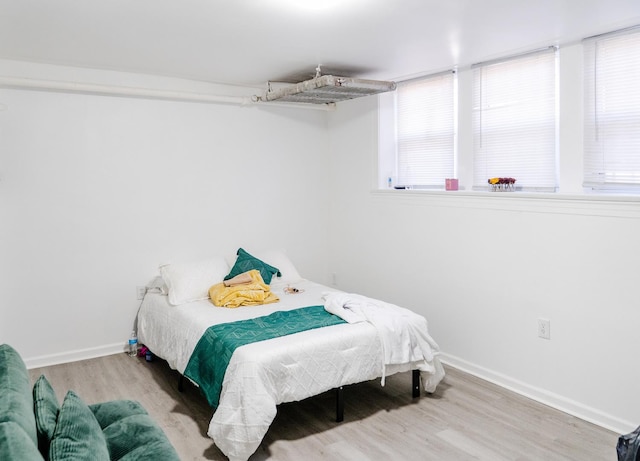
[
  {"x1": 336, "y1": 386, "x2": 344, "y2": 422},
  {"x1": 178, "y1": 375, "x2": 185, "y2": 393},
  {"x1": 412, "y1": 369, "x2": 420, "y2": 398}
]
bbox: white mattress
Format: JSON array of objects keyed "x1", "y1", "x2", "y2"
[{"x1": 138, "y1": 279, "x2": 444, "y2": 461}]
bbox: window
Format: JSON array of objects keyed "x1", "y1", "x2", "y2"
[
  {"x1": 379, "y1": 71, "x2": 456, "y2": 189},
  {"x1": 583, "y1": 26, "x2": 640, "y2": 192},
  {"x1": 472, "y1": 47, "x2": 558, "y2": 192}
]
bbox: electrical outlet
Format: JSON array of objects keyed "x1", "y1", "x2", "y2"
[
  {"x1": 136, "y1": 286, "x2": 147, "y2": 300},
  {"x1": 537, "y1": 318, "x2": 551, "y2": 340}
]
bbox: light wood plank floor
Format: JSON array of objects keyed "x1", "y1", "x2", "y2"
[{"x1": 29, "y1": 353, "x2": 618, "y2": 460}]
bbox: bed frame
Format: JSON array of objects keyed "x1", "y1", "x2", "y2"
[{"x1": 177, "y1": 369, "x2": 421, "y2": 423}]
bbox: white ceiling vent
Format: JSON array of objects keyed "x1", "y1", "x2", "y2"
[{"x1": 255, "y1": 74, "x2": 397, "y2": 105}]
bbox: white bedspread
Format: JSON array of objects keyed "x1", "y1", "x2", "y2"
[{"x1": 138, "y1": 279, "x2": 444, "y2": 461}]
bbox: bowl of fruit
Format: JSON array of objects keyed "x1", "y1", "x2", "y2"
[{"x1": 488, "y1": 177, "x2": 516, "y2": 192}]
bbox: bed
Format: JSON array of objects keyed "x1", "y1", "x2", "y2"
[{"x1": 137, "y1": 249, "x2": 445, "y2": 461}]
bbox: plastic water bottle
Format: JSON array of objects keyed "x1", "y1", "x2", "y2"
[{"x1": 128, "y1": 331, "x2": 138, "y2": 357}]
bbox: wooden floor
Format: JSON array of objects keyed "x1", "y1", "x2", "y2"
[{"x1": 29, "y1": 353, "x2": 618, "y2": 461}]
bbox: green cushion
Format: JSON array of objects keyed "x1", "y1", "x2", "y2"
[
  {"x1": 224, "y1": 248, "x2": 281, "y2": 284},
  {"x1": 49, "y1": 391, "x2": 110, "y2": 461},
  {"x1": 89, "y1": 400, "x2": 148, "y2": 430},
  {"x1": 0, "y1": 344, "x2": 37, "y2": 446},
  {"x1": 119, "y1": 440, "x2": 180, "y2": 461},
  {"x1": 0, "y1": 421, "x2": 45, "y2": 461},
  {"x1": 33, "y1": 374, "x2": 60, "y2": 456},
  {"x1": 102, "y1": 414, "x2": 180, "y2": 461}
]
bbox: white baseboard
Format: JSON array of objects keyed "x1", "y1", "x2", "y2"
[
  {"x1": 24, "y1": 343, "x2": 125, "y2": 369},
  {"x1": 440, "y1": 352, "x2": 635, "y2": 436}
]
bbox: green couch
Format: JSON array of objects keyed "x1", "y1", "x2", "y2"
[{"x1": 0, "y1": 344, "x2": 180, "y2": 460}]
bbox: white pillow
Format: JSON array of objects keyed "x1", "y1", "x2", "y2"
[
  {"x1": 253, "y1": 249, "x2": 303, "y2": 284},
  {"x1": 159, "y1": 257, "x2": 230, "y2": 305}
]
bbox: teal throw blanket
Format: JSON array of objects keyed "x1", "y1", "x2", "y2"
[{"x1": 184, "y1": 305, "x2": 346, "y2": 408}]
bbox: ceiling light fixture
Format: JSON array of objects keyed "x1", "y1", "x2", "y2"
[{"x1": 268, "y1": 0, "x2": 363, "y2": 13}]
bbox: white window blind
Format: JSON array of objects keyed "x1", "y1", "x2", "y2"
[
  {"x1": 396, "y1": 71, "x2": 455, "y2": 188},
  {"x1": 472, "y1": 48, "x2": 558, "y2": 192},
  {"x1": 584, "y1": 26, "x2": 640, "y2": 191}
]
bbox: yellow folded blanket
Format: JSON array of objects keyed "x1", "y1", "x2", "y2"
[{"x1": 209, "y1": 269, "x2": 279, "y2": 308}]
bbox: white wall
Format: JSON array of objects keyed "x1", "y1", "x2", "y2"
[
  {"x1": 0, "y1": 61, "x2": 332, "y2": 366},
  {"x1": 2, "y1": 43, "x2": 638, "y2": 437},
  {"x1": 326, "y1": 45, "x2": 640, "y2": 434}
]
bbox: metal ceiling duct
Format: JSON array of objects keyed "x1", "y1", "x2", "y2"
[{"x1": 257, "y1": 75, "x2": 397, "y2": 104}]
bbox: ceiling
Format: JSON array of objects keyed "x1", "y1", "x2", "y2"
[{"x1": 0, "y1": 0, "x2": 639, "y2": 88}]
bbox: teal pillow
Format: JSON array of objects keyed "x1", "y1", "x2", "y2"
[
  {"x1": 102, "y1": 414, "x2": 180, "y2": 461},
  {"x1": 224, "y1": 248, "x2": 281, "y2": 284},
  {"x1": 0, "y1": 344, "x2": 37, "y2": 446},
  {"x1": 119, "y1": 440, "x2": 180, "y2": 461},
  {"x1": 0, "y1": 421, "x2": 45, "y2": 461},
  {"x1": 33, "y1": 375, "x2": 60, "y2": 456},
  {"x1": 49, "y1": 391, "x2": 110, "y2": 461},
  {"x1": 89, "y1": 400, "x2": 148, "y2": 430}
]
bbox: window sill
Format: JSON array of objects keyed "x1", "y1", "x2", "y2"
[{"x1": 371, "y1": 188, "x2": 640, "y2": 218}]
